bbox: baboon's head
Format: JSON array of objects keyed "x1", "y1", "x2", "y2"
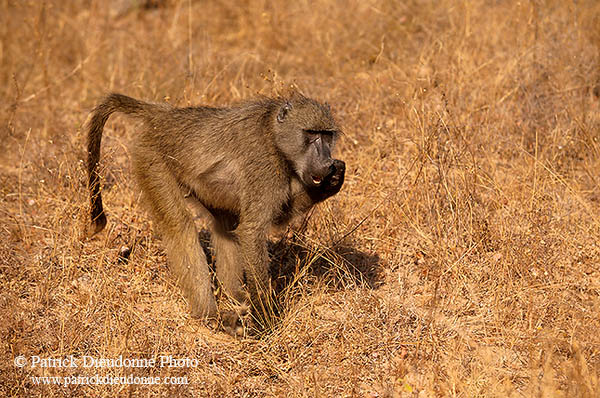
[{"x1": 273, "y1": 92, "x2": 340, "y2": 188}]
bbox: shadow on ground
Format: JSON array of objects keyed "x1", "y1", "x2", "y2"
[
  {"x1": 198, "y1": 230, "x2": 381, "y2": 292},
  {"x1": 197, "y1": 229, "x2": 382, "y2": 329},
  {"x1": 268, "y1": 237, "x2": 382, "y2": 293}
]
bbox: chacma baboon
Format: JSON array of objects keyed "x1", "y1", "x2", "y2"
[{"x1": 87, "y1": 91, "x2": 345, "y2": 335}]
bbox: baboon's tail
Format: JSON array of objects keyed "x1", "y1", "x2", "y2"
[{"x1": 87, "y1": 93, "x2": 155, "y2": 235}]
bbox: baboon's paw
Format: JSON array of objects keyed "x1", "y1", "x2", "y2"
[
  {"x1": 220, "y1": 304, "x2": 253, "y2": 337},
  {"x1": 328, "y1": 159, "x2": 345, "y2": 186},
  {"x1": 321, "y1": 159, "x2": 346, "y2": 197}
]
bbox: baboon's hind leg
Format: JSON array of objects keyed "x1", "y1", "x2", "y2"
[{"x1": 132, "y1": 151, "x2": 217, "y2": 319}]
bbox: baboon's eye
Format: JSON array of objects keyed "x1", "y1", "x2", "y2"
[
  {"x1": 303, "y1": 130, "x2": 320, "y2": 144},
  {"x1": 304, "y1": 129, "x2": 335, "y2": 136},
  {"x1": 304, "y1": 130, "x2": 335, "y2": 145}
]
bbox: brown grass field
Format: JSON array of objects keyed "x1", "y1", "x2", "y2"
[{"x1": 1, "y1": 0, "x2": 600, "y2": 396}]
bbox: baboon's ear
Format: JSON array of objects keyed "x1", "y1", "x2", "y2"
[{"x1": 277, "y1": 102, "x2": 292, "y2": 123}]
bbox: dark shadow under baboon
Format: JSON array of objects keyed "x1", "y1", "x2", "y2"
[
  {"x1": 197, "y1": 229, "x2": 382, "y2": 332},
  {"x1": 268, "y1": 237, "x2": 382, "y2": 293}
]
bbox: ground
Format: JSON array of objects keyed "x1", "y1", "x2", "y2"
[{"x1": 1, "y1": 0, "x2": 599, "y2": 397}]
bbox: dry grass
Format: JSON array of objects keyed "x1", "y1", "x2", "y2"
[{"x1": 1, "y1": 0, "x2": 600, "y2": 396}]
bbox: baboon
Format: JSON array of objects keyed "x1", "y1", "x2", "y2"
[{"x1": 87, "y1": 92, "x2": 345, "y2": 335}]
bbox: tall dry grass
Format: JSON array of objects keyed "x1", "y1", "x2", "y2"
[{"x1": 1, "y1": 0, "x2": 599, "y2": 396}]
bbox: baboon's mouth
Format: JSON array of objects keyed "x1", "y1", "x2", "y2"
[{"x1": 312, "y1": 176, "x2": 323, "y2": 185}]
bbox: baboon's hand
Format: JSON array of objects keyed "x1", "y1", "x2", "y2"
[
  {"x1": 325, "y1": 159, "x2": 345, "y2": 194},
  {"x1": 308, "y1": 159, "x2": 345, "y2": 203},
  {"x1": 220, "y1": 304, "x2": 253, "y2": 337}
]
